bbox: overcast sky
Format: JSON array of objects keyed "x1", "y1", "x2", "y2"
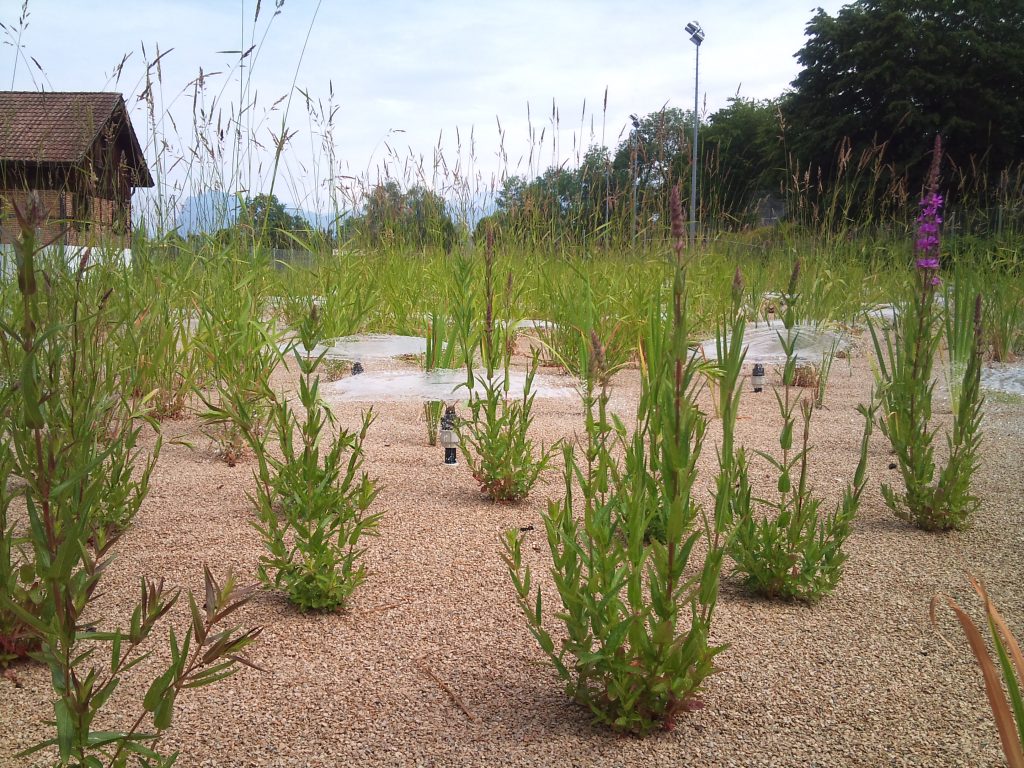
[{"x1": 5, "y1": 0, "x2": 848, "y2": 214}]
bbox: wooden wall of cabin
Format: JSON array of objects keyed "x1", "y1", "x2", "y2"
[{"x1": 0, "y1": 187, "x2": 130, "y2": 248}]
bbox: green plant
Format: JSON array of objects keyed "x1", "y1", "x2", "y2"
[
  {"x1": 459, "y1": 231, "x2": 552, "y2": 501},
  {"x1": 538, "y1": 261, "x2": 639, "y2": 384},
  {"x1": 813, "y1": 335, "x2": 845, "y2": 408},
  {"x1": 461, "y1": 359, "x2": 550, "y2": 501},
  {"x1": 870, "y1": 138, "x2": 985, "y2": 531},
  {"x1": 932, "y1": 577, "x2": 1024, "y2": 768},
  {"x1": 941, "y1": 268, "x2": 982, "y2": 411},
  {"x1": 242, "y1": 309, "x2": 381, "y2": 611},
  {"x1": 195, "y1": 263, "x2": 281, "y2": 465},
  {"x1": 502, "y1": 187, "x2": 727, "y2": 734},
  {"x1": 983, "y1": 275, "x2": 1023, "y2": 362},
  {"x1": 728, "y1": 261, "x2": 875, "y2": 602},
  {"x1": 0, "y1": 394, "x2": 41, "y2": 667},
  {"x1": 112, "y1": 251, "x2": 200, "y2": 420},
  {"x1": 0, "y1": 197, "x2": 260, "y2": 767},
  {"x1": 944, "y1": 269, "x2": 981, "y2": 368}
]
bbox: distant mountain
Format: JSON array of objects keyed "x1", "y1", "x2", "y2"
[{"x1": 173, "y1": 191, "x2": 239, "y2": 234}]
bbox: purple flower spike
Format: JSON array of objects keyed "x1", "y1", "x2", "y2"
[{"x1": 914, "y1": 137, "x2": 943, "y2": 277}]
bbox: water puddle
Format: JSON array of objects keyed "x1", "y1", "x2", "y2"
[
  {"x1": 285, "y1": 333, "x2": 430, "y2": 362},
  {"x1": 698, "y1": 320, "x2": 849, "y2": 364},
  {"x1": 981, "y1": 363, "x2": 1024, "y2": 397},
  {"x1": 514, "y1": 319, "x2": 558, "y2": 332},
  {"x1": 322, "y1": 368, "x2": 576, "y2": 403},
  {"x1": 861, "y1": 304, "x2": 898, "y2": 324}
]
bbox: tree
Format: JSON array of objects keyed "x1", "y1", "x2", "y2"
[
  {"x1": 702, "y1": 98, "x2": 787, "y2": 223},
  {"x1": 611, "y1": 108, "x2": 696, "y2": 227},
  {"x1": 354, "y1": 182, "x2": 456, "y2": 251},
  {"x1": 784, "y1": 0, "x2": 1024, "y2": 184},
  {"x1": 486, "y1": 148, "x2": 613, "y2": 245},
  {"x1": 243, "y1": 193, "x2": 309, "y2": 249}
]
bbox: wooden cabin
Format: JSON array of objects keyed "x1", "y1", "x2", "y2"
[{"x1": 0, "y1": 91, "x2": 153, "y2": 248}]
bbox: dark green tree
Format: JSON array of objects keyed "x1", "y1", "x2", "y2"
[
  {"x1": 355, "y1": 181, "x2": 456, "y2": 251},
  {"x1": 611, "y1": 108, "x2": 695, "y2": 222},
  {"x1": 574, "y1": 145, "x2": 614, "y2": 236},
  {"x1": 485, "y1": 103, "x2": 792, "y2": 243},
  {"x1": 784, "y1": 0, "x2": 1024, "y2": 183},
  {"x1": 702, "y1": 98, "x2": 787, "y2": 224},
  {"x1": 487, "y1": 150, "x2": 612, "y2": 245},
  {"x1": 243, "y1": 193, "x2": 310, "y2": 249}
]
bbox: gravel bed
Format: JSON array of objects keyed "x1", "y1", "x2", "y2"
[{"x1": 2, "y1": 339, "x2": 1021, "y2": 768}]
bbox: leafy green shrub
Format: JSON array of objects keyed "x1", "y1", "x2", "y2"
[
  {"x1": 503, "y1": 187, "x2": 727, "y2": 734},
  {"x1": 870, "y1": 138, "x2": 985, "y2": 531},
  {"x1": 461, "y1": 360, "x2": 550, "y2": 501},
  {"x1": 729, "y1": 261, "x2": 875, "y2": 602},
  {"x1": 0, "y1": 197, "x2": 260, "y2": 767},
  {"x1": 237, "y1": 310, "x2": 382, "y2": 611},
  {"x1": 459, "y1": 232, "x2": 552, "y2": 501}
]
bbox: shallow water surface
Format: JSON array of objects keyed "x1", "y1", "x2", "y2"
[
  {"x1": 285, "y1": 333, "x2": 430, "y2": 361},
  {"x1": 981, "y1": 363, "x2": 1024, "y2": 396},
  {"x1": 322, "y1": 368, "x2": 576, "y2": 403},
  {"x1": 698, "y1": 320, "x2": 849, "y2": 364}
]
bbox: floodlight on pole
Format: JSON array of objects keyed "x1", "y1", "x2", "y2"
[{"x1": 684, "y1": 21, "x2": 704, "y2": 249}]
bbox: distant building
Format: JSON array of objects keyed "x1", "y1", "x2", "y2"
[{"x1": 0, "y1": 91, "x2": 153, "y2": 248}]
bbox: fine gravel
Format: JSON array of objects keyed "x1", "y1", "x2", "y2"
[{"x1": 2, "y1": 337, "x2": 1022, "y2": 768}]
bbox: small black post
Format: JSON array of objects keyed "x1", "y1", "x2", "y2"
[
  {"x1": 440, "y1": 405, "x2": 458, "y2": 465},
  {"x1": 752, "y1": 362, "x2": 765, "y2": 393}
]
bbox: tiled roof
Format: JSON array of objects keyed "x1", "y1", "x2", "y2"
[{"x1": 0, "y1": 91, "x2": 152, "y2": 186}]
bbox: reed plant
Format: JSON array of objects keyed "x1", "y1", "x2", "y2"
[
  {"x1": 537, "y1": 261, "x2": 641, "y2": 384},
  {"x1": 983, "y1": 275, "x2": 1023, "y2": 362},
  {"x1": 299, "y1": 252, "x2": 376, "y2": 339},
  {"x1": 0, "y1": 388, "x2": 38, "y2": 667},
  {"x1": 423, "y1": 311, "x2": 458, "y2": 445},
  {"x1": 870, "y1": 138, "x2": 985, "y2": 531},
  {"x1": 112, "y1": 246, "x2": 201, "y2": 420},
  {"x1": 194, "y1": 257, "x2": 280, "y2": 465},
  {"x1": 944, "y1": 268, "x2": 983, "y2": 368}
]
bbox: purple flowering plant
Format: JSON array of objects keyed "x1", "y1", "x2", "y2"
[
  {"x1": 869, "y1": 135, "x2": 984, "y2": 531},
  {"x1": 915, "y1": 193, "x2": 943, "y2": 276},
  {"x1": 914, "y1": 139, "x2": 945, "y2": 282}
]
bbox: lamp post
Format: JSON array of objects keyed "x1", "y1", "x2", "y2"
[
  {"x1": 629, "y1": 113, "x2": 641, "y2": 244},
  {"x1": 684, "y1": 21, "x2": 704, "y2": 249}
]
